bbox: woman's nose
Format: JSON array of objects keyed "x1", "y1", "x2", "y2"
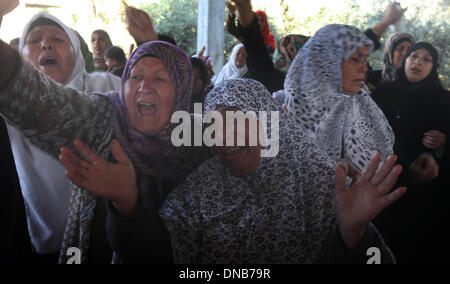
[
  {"x1": 40, "y1": 38, "x2": 53, "y2": 51},
  {"x1": 139, "y1": 77, "x2": 155, "y2": 94}
]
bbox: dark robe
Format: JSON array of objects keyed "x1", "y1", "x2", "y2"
[
  {"x1": 372, "y1": 76, "x2": 450, "y2": 263},
  {"x1": 0, "y1": 118, "x2": 31, "y2": 263}
]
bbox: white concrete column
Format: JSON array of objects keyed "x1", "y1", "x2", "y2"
[{"x1": 197, "y1": 0, "x2": 224, "y2": 75}]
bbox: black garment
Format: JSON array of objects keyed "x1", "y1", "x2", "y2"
[
  {"x1": 0, "y1": 119, "x2": 31, "y2": 263},
  {"x1": 237, "y1": 17, "x2": 285, "y2": 94},
  {"x1": 0, "y1": 119, "x2": 61, "y2": 264},
  {"x1": 236, "y1": 18, "x2": 382, "y2": 94},
  {"x1": 372, "y1": 78, "x2": 450, "y2": 263},
  {"x1": 367, "y1": 69, "x2": 382, "y2": 88},
  {"x1": 106, "y1": 175, "x2": 177, "y2": 263}
]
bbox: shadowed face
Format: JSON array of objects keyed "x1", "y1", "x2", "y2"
[
  {"x1": 341, "y1": 45, "x2": 369, "y2": 95},
  {"x1": 124, "y1": 57, "x2": 176, "y2": 135},
  {"x1": 235, "y1": 47, "x2": 247, "y2": 68},
  {"x1": 214, "y1": 106, "x2": 262, "y2": 176},
  {"x1": 22, "y1": 25, "x2": 75, "y2": 84},
  {"x1": 393, "y1": 41, "x2": 412, "y2": 69}
]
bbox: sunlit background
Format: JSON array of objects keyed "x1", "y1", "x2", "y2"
[{"x1": 0, "y1": 0, "x2": 448, "y2": 87}]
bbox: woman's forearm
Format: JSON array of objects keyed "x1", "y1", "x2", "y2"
[{"x1": 0, "y1": 40, "x2": 114, "y2": 158}]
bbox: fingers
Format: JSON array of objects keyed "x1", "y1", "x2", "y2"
[
  {"x1": 60, "y1": 147, "x2": 90, "y2": 170},
  {"x1": 379, "y1": 186, "x2": 407, "y2": 210},
  {"x1": 59, "y1": 148, "x2": 91, "y2": 179},
  {"x1": 198, "y1": 46, "x2": 205, "y2": 58},
  {"x1": 421, "y1": 157, "x2": 439, "y2": 180},
  {"x1": 65, "y1": 169, "x2": 90, "y2": 189},
  {"x1": 337, "y1": 162, "x2": 349, "y2": 176},
  {"x1": 358, "y1": 153, "x2": 381, "y2": 184},
  {"x1": 376, "y1": 165, "x2": 403, "y2": 196},
  {"x1": 370, "y1": 155, "x2": 397, "y2": 187},
  {"x1": 110, "y1": 140, "x2": 131, "y2": 164},
  {"x1": 73, "y1": 139, "x2": 101, "y2": 163},
  {"x1": 423, "y1": 131, "x2": 446, "y2": 149},
  {"x1": 335, "y1": 166, "x2": 347, "y2": 195}
]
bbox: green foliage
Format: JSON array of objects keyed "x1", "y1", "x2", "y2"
[
  {"x1": 139, "y1": 0, "x2": 198, "y2": 55},
  {"x1": 139, "y1": 0, "x2": 240, "y2": 59},
  {"x1": 271, "y1": 0, "x2": 449, "y2": 89}
]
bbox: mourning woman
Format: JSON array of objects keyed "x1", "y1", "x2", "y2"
[
  {"x1": 284, "y1": 24, "x2": 395, "y2": 172},
  {"x1": 372, "y1": 42, "x2": 450, "y2": 263},
  {"x1": 367, "y1": 32, "x2": 415, "y2": 88},
  {"x1": 59, "y1": 78, "x2": 407, "y2": 263},
  {"x1": 1, "y1": 11, "x2": 120, "y2": 263},
  {"x1": 0, "y1": 20, "x2": 209, "y2": 263}
]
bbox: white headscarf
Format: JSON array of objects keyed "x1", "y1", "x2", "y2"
[
  {"x1": 7, "y1": 12, "x2": 120, "y2": 254},
  {"x1": 214, "y1": 43, "x2": 248, "y2": 85},
  {"x1": 284, "y1": 24, "x2": 394, "y2": 171}
]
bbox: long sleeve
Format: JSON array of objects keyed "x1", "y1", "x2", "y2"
[
  {"x1": 106, "y1": 176, "x2": 175, "y2": 264},
  {"x1": 237, "y1": 18, "x2": 285, "y2": 94},
  {"x1": 0, "y1": 40, "x2": 115, "y2": 158},
  {"x1": 333, "y1": 223, "x2": 396, "y2": 264}
]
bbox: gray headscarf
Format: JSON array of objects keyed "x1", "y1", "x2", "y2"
[
  {"x1": 284, "y1": 24, "x2": 394, "y2": 171},
  {"x1": 381, "y1": 32, "x2": 416, "y2": 84}
]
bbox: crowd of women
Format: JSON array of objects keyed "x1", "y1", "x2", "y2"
[{"x1": 0, "y1": 0, "x2": 448, "y2": 264}]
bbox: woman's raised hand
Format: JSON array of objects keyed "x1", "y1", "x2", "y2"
[
  {"x1": 0, "y1": 0, "x2": 18, "y2": 17},
  {"x1": 60, "y1": 139, "x2": 138, "y2": 216},
  {"x1": 334, "y1": 153, "x2": 406, "y2": 249},
  {"x1": 124, "y1": 3, "x2": 158, "y2": 45}
]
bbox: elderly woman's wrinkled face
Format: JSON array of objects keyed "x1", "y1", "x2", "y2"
[
  {"x1": 215, "y1": 107, "x2": 262, "y2": 176},
  {"x1": 22, "y1": 25, "x2": 75, "y2": 85},
  {"x1": 405, "y1": 48, "x2": 434, "y2": 83},
  {"x1": 341, "y1": 45, "x2": 369, "y2": 95},
  {"x1": 393, "y1": 41, "x2": 412, "y2": 69},
  {"x1": 124, "y1": 57, "x2": 176, "y2": 135},
  {"x1": 235, "y1": 47, "x2": 247, "y2": 68}
]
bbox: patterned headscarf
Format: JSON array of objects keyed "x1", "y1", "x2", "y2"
[
  {"x1": 284, "y1": 24, "x2": 394, "y2": 171},
  {"x1": 255, "y1": 11, "x2": 276, "y2": 50},
  {"x1": 272, "y1": 34, "x2": 310, "y2": 73},
  {"x1": 108, "y1": 40, "x2": 198, "y2": 180},
  {"x1": 60, "y1": 41, "x2": 206, "y2": 263},
  {"x1": 381, "y1": 32, "x2": 415, "y2": 84},
  {"x1": 161, "y1": 79, "x2": 338, "y2": 263}
]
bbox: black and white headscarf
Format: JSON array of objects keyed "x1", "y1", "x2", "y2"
[
  {"x1": 161, "y1": 79, "x2": 338, "y2": 263},
  {"x1": 284, "y1": 24, "x2": 394, "y2": 171}
]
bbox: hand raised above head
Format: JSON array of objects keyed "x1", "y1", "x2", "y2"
[
  {"x1": 383, "y1": 2, "x2": 407, "y2": 26},
  {"x1": 124, "y1": 5, "x2": 158, "y2": 45},
  {"x1": 0, "y1": 0, "x2": 19, "y2": 17},
  {"x1": 59, "y1": 139, "x2": 138, "y2": 216}
]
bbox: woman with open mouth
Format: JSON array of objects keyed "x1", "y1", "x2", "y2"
[
  {"x1": 0, "y1": 11, "x2": 120, "y2": 263},
  {"x1": 0, "y1": 10, "x2": 209, "y2": 263},
  {"x1": 372, "y1": 42, "x2": 450, "y2": 263}
]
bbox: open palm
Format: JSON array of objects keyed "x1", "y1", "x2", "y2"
[
  {"x1": 335, "y1": 153, "x2": 407, "y2": 248},
  {"x1": 60, "y1": 139, "x2": 138, "y2": 215}
]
